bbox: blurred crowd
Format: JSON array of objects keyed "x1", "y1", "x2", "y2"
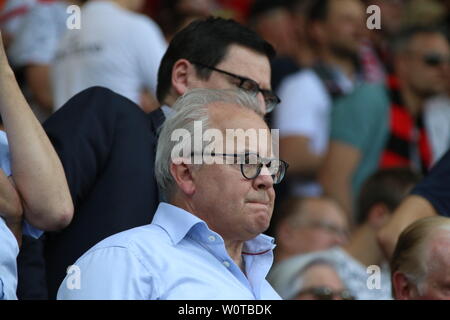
[{"x1": 1, "y1": 0, "x2": 450, "y2": 300}]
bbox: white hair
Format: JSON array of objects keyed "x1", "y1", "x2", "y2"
[{"x1": 155, "y1": 88, "x2": 262, "y2": 200}]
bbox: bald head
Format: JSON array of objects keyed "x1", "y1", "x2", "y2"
[{"x1": 392, "y1": 216, "x2": 450, "y2": 300}]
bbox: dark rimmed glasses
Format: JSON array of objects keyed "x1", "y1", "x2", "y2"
[
  {"x1": 422, "y1": 52, "x2": 450, "y2": 67},
  {"x1": 296, "y1": 287, "x2": 355, "y2": 300},
  {"x1": 190, "y1": 61, "x2": 281, "y2": 113},
  {"x1": 191, "y1": 152, "x2": 288, "y2": 184}
]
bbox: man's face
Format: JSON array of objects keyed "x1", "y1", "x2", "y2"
[
  {"x1": 318, "y1": 0, "x2": 365, "y2": 58},
  {"x1": 191, "y1": 104, "x2": 276, "y2": 241},
  {"x1": 400, "y1": 33, "x2": 450, "y2": 98},
  {"x1": 294, "y1": 264, "x2": 349, "y2": 300},
  {"x1": 189, "y1": 44, "x2": 273, "y2": 113},
  {"x1": 284, "y1": 198, "x2": 349, "y2": 254}
]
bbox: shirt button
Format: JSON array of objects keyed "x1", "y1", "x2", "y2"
[
  {"x1": 208, "y1": 235, "x2": 216, "y2": 242},
  {"x1": 223, "y1": 261, "x2": 231, "y2": 268}
]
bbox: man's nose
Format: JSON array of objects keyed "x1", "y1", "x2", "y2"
[
  {"x1": 253, "y1": 165, "x2": 274, "y2": 190},
  {"x1": 256, "y1": 92, "x2": 267, "y2": 113}
]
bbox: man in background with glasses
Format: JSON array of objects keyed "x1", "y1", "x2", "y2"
[
  {"x1": 58, "y1": 89, "x2": 287, "y2": 299},
  {"x1": 320, "y1": 25, "x2": 450, "y2": 223},
  {"x1": 43, "y1": 17, "x2": 280, "y2": 298}
]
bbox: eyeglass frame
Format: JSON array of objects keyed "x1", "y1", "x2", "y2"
[
  {"x1": 190, "y1": 152, "x2": 289, "y2": 185},
  {"x1": 296, "y1": 286, "x2": 355, "y2": 300},
  {"x1": 295, "y1": 220, "x2": 350, "y2": 240},
  {"x1": 189, "y1": 61, "x2": 281, "y2": 113},
  {"x1": 422, "y1": 52, "x2": 450, "y2": 67}
]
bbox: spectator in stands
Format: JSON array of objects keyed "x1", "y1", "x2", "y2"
[
  {"x1": 57, "y1": 89, "x2": 287, "y2": 299},
  {"x1": 273, "y1": 0, "x2": 365, "y2": 198},
  {"x1": 391, "y1": 216, "x2": 450, "y2": 300},
  {"x1": 273, "y1": 196, "x2": 348, "y2": 262},
  {"x1": 269, "y1": 253, "x2": 353, "y2": 300},
  {"x1": 155, "y1": 0, "x2": 215, "y2": 41},
  {"x1": 52, "y1": 0, "x2": 167, "y2": 112},
  {"x1": 320, "y1": 26, "x2": 450, "y2": 221},
  {"x1": 322, "y1": 168, "x2": 420, "y2": 300},
  {"x1": 248, "y1": 0, "x2": 315, "y2": 95},
  {"x1": 0, "y1": 31, "x2": 73, "y2": 300},
  {"x1": 248, "y1": 0, "x2": 298, "y2": 61},
  {"x1": 44, "y1": 17, "x2": 279, "y2": 299},
  {"x1": 8, "y1": 0, "x2": 83, "y2": 120},
  {"x1": 0, "y1": 0, "x2": 36, "y2": 50},
  {"x1": 378, "y1": 149, "x2": 450, "y2": 259}
]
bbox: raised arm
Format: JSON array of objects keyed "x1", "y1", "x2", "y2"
[{"x1": 0, "y1": 32, "x2": 73, "y2": 231}]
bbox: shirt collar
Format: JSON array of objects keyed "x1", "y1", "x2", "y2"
[
  {"x1": 151, "y1": 202, "x2": 205, "y2": 245},
  {"x1": 151, "y1": 202, "x2": 276, "y2": 252}
]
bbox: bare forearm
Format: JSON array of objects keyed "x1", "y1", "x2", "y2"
[
  {"x1": 0, "y1": 58, "x2": 73, "y2": 230},
  {"x1": 321, "y1": 175, "x2": 354, "y2": 224},
  {"x1": 377, "y1": 195, "x2": 437, "y2": 259},
  {"x1": 280, "y1": 137, "x2": 324, "y2": 178}
]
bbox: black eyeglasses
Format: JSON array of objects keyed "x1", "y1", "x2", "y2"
[
  {"x1": 191, "y1": 152, "x2": 289, "y2": 184},
  {"x1": 296, "y1": 287, "x2": 355, "y2": 300},
  {"x1": 190, "y1": 61, "x2": 281, "y2": 113},
  {"x1": 423, "y1": 52, "x2": 450, "y2": 67}
]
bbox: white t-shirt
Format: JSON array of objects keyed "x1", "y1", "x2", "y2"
[
  {"x1": 327, "y1": 247, "x2": 392, "y2": 300},
  {"x1": 52, "y1": 0, "x2": 167, "y2": 109},
  {"x1": 0, "y1": 0, "x2": 37, "y2": 43},
  {"x1": 424, "y1": 95, "x2": 450, "y2": 165},
  {"x1": 9, "y1": 1, "x2": 68, "y2": 67},
  {"x1": 273, "y1": 68, "x2": 355, "y2": 196}
]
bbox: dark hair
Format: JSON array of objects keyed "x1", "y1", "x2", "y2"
[
  {"x1": 355, "y1": 168, "x2": 422, "y2": 225},
  {"x1": 249, "y1": 0, "x2": 294, "y2": 22},
  {"x1": 391, "y1": 25, "x2": 448, "y2": 55},
  {"x1": 307, "y1": 0, "x2": 331, "y2": 23},
  {"x1": 156, "y1": 17, "x2": 276, "y2": 102}
]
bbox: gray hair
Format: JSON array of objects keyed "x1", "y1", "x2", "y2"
[
  {"x1": 155, "y1": 88, "x2": 262, "y2": 200},
  {"x1": 268, "y1": 252, "x2": 339, "y2": 299},
  {"x1": 391, "y1": 216, "x2": 450, "y2": 295}
]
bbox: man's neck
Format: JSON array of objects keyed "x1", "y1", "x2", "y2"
[
  {"x1": 319, "y1": 49, "x2": 356, "y2": 81},
  {"x1": 172, "y1": 196, "x2": 247, "y2": 272},
  {"x1": 224, "y1": 240, "x2": 245, "y2": 272},
  {"x1": 344, "y1": 224, "x2": 385, "y2": 267}
]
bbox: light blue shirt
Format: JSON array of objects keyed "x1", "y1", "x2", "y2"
[
  {"x1": 0, "y1": 131, "x2": 43, "y2": 300},
  {"x1": 58, "y1": 202, "x2": 281, "y2": 300}
]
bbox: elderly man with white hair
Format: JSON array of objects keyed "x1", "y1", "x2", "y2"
[
  {"x1": 57, "y1": 88, "x2": 288, "y2": 300},
  {"x1": 391, "y1": 216, "x2": 450, "y2": 300}
]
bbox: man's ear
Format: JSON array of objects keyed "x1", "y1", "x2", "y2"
[
  {"x1": 392, "y1": 271, "x2": 416, "y2": 300},
  {"x1": 367, "y1": 203, "x2": 391, "y2": 230},
  {"x1": 170, "y1": 160, "x2": 196, "y2": 196},
  {"x1": 171, "y1": 59, "x2": 197, "y2": 97}
]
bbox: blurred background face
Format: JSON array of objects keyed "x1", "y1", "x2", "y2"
[
  {"x1": 252, "y1": 7, "x2": 298, "y2": 58},
  {"x1": 279, "y1": 198, "x2": 349, "y2": 255},
  {"x1": 294, "y1": 263, "x2": 350, "y2": 300},
  {"x1": 318, "y1": 0, "x2": 365, "y2": 58},
  {"x1": 400, "y1": 33, "x2": 450, "y2": 98},
  {"x1": 369, "y1": 0, "x2": 405, "y2": 36}
]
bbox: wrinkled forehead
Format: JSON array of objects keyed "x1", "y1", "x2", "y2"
[{"x1": 208, "y1": 103, "x2": 277, "y2": 158}]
